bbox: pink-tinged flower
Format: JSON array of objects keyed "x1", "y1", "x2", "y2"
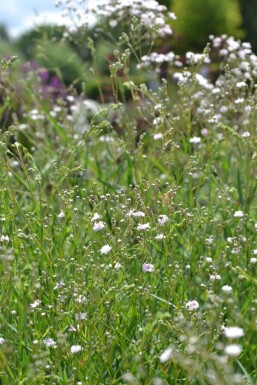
[
  {"x1": 185, "y1": 300, "x2": 199, "y2": 311},
  {"x1": 142, "y1": 263, "x2": 154, "y2": 273},
  {"x1": 100, "y1": 244, "x2": 112, "y2": 254}
]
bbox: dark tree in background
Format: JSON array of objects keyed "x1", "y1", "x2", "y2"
[
  {"x1": 171, "y1": 0, "x2": 243, "y2": 52},
  {"x1": 239, "y1": 0, "x2": 257, "y2": 52}
]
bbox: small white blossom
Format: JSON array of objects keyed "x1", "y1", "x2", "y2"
[
  {"x1": 0, "y1": 338, "x2": 5, "y2": 344},
  {"x1": 222, "y1": 285, "x2": 233, "y2": 293},
  {"x1": 0, "y1": 235, "x2": 9, "y2": 242},
  {"x1": 43, "y1": 338, "x2": 57, "y2": 348},
  {"x1": 114, "y1": 262, "x2": 122, "y2": 269},
  {"x1": 100, "y1": 244, "x2": 112, "y2": 254},
  {"x1": 127, "y1": 210, "x2": 145, "y2": 217},
  {"x1": 250, "y1": 257, "x2": 257, "y2": 264},
  {"x1": 91, "y1": 213, "x2": 101, "y2": 221},
  {"x1": 210, "y1": 274, "x2": 221, "y2": 281},
  {"x1": 93, "y1": 221, "x2": 105, "y2": 231},
  {"x1": 153, "y1": 133, "x2": 163, "y2": 140},
  {"x1": 30, "y1": 300, "x2": 41, "y2": 309},
  {"x1": 186, "y1": 300, "x2": 199, "y2": 311},
  {"x1": 236, "y1": 81, "x2": 247, "y2": 88},
  {"x1": 71, "y1": 345, "x2": 82, "y2": 354},
  {"x1": 158, "y1": 215, "x2": 169, "y2": 226},
  {"x1": 160, "y1": 347, "x2": 173, "y2": 363},
  {"x1": 224, "y1": 344, "x2": 242, "y2": 357},
  {"x1": 189, "y1": 136, "x2": 201, "y2": 144},
  {"x1": 57, "y1": 211, "x2": 65, "y2": 219},
  {"x1": 242, "y1": 131, "x2": 250, "y2": 137},
  {"x1": 137, "y1": 223, "x2": 150, "y2": 231},
  {"x1": 142, "y1": 263, "x2": 155, "y2": 273},
  {"x1": 223, "y1": 326, "x2": 244, "y2": 339},
  {"x1": 155, "y1": 234, "x2": 166, "y2": 240},
  {"x1": 234, "y1": 210, "x2": 244, "y2": 218}
]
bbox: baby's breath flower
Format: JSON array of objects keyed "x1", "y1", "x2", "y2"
[
  {"x1": 224, "y1": 344, "x2": 242, "y2": 357},
  {"x1": 142, "y1": 263, "x2": 154, "y2": 272},
  {"x1": 223, "y1": 326, "x2": 244, "y2": 339},
  {"x1": 100, "y1": 244, "x2": 112, "y2": 254},
  {"x1": 153, "y1": 133, "x2": 163, "y2": 140},
  {"x1": 222, "y1": 285, "x2": 233, "y2": 293},
  {"x1": 71, "y1": 345, "x2": 82, "y2": 354},
  {"x1": 189, "y1": 136, "x2": 201, "y2": 144},
  {"x1": 93, "y1": 221, "x2": 105, "y2": 231},
  {"x1": 114, "y1": 262, "x2": 122, "y2": 269},
  {"x1": 159, "y1": 347, "x2": 173, "y2": 363},
  {"x1": 43, "y1": 338, "x2": 57, "y2": 348},
  {"x1": 57, "y1": 211, "x2": 65, "y2": 219},
  {"x1": 0, "y1": 235, "x2": 9, "y2": 242},
  {"x1": 91, "y1": 213, "x2": 101, "y2": 221},
  {"x1": 186, "y1": 300, "x2": 199, "y2": 311},
  {"x1": 250, "y1": 257, "x2": 257, "y2": 264},
  {"x1": 137, "y1": 223, "x2": 150, "y2": 230},
  {"x1": 158, "y1": 215, "x2": 169, "y2": 226},
  {"x1": 30, "y1": 299, "x2": 41, "y2": 309},
  {"x1": 155, "y1": 234, "x2": 165, "y2": 240},
  {"x1": 127, "y1": 210, "x2": 145, "y2": 217},
  {"x1": 234, "y1": 210, "x2": 244, "y2": 218}
]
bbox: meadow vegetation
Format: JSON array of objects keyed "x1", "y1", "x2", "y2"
[{"x1": 0, "y1": 1, "x2": 257, "y2": 384}]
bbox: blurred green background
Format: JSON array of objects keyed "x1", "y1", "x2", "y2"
[{"x1": 1, "y1": 0, "x2": 257, "y2": 97}]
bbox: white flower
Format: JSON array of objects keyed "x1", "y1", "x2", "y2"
[
  {"x1": 234, "y1": 210, "x2": 244, "y2": 218},
  {"x1": 71, "y1": 345, "x2": 82, "y2": 354},
  {"x1": 236, "y1": 81, "x2": 247, "y2": 88},
  {"x1": 137, "y1": 223, "x2": 150, "y2": 231},
  {"x1": 189, "y1": 136, "x2": 201, "y2": 144},
  {"x1": 242, "y1": 131, "x2": 250, "y2": 137},
  {"x1": 0, "y1": 235, "x2": 9, "y2": 242},
  {"x1": 30, "y1": 300, "x2": 41, "y2": 309},
  {"x1": 158, "y1": 215, "x2": 169, "y2": 226},
  {"x1": 209, "y1": 274, "x2": 221, "y2": 281},
  {"x1": 91, "y1": 213, "x2": 101, "y2": 221},
  {"x1": 142, "y1": 263, "x2": 154, "y2": 273},
  {"x1": 223, "y1": 326, "x2": 244, "y2": 339},
  {"x1": 186, "y1": 300, "x2": 199, "y2": 311},
  {"x1": 250, "y1": 257, "x2": 257, "y2": 264},
  {"x1": 75, "y1": 312, "x2": 87, "y2": 321},
  {"x1": 57, "y1": 211, "x2": 65, "y2": 219},
  {"x1": 224, "y1": 344, "x2": 242, "y2": 357},
  {"x1": 114, "y1": 262, "x2": 122, "y2": 269},
  {"x1": 100, "y1": 244, "x2": 112, "y2": 254},
  {"x1": 93, "y1": 221, "x2": 105, "y2": 231},
  {"x1": 0, "y1": 338, "x2": 5, "y2": 344},
  {"x1": 222, "y1": 285, "x2": 233, "y2": 293},
  {"x1": 43, "y1": 338, "x2": 57, "y2": 348},
  {"x1": 160, "y1": 347, "x2": 173, "y2": 363},
  {"x1": 155, "y1": 234, "x2": 165, "y2": 240},
  {"x1": 153, "y1": 133, "x2": 163, "y2": 140},
  {"x1": 127, "y1": 210, "x2": 145, "y2": 217}
]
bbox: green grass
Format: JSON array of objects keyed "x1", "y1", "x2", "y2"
[{"x1": 0, "y1": 9, "x2": 257, "y2": 385}]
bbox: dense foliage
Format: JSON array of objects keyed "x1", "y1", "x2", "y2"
[{"x1": 0, "y1": 1, "x2": 257, "y2": 384}]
